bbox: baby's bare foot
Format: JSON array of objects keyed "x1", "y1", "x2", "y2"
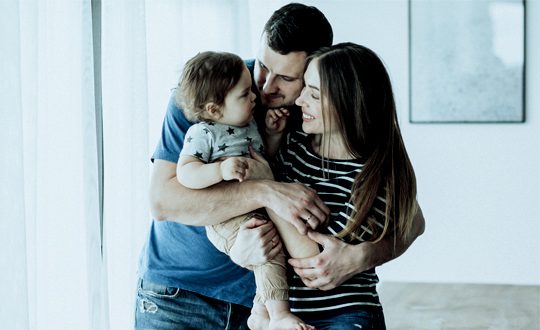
[
  {"x1": 269, "y1": 312, "x2": 315, "y2": 330},
  {"x1": 248, "y1": 303, "x2": 270, "y2": 330}
]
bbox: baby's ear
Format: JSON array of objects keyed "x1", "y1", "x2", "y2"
[{"x1": 204, "y1": 102, "x2": 222, "y2": 119}]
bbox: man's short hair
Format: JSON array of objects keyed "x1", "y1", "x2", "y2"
[{"x1": 263, "y1": 3, "x2": 333, "y2": 55}]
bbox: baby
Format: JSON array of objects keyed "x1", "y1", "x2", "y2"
[{"x1": 175, "y1": 51, "x2": 312, "y2": 330}]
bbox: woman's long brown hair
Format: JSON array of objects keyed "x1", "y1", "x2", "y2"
[{"x1": 311, "y1": 42, "x2": 417, "y2": 243}]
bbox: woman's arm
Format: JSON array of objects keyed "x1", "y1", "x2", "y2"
[
  {"x1": 288, "y1": 205, "x2": 425, "y2": 290},
  {"x1": 266, "y1": 208, "x2": 320, "y2": 259}
]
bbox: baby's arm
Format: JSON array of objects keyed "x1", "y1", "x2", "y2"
[
  {"x1": 265, "y1": 108, "x2": 290, "y2": 157},
  {"x1": 177, "y1": 155, "x2": 250, "y2": 189}
]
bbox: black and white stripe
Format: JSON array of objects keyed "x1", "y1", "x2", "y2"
[{"x1": 275, "y1": 131, "x2": 386, "y2": 316}]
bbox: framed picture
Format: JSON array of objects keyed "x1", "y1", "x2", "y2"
[{"x1": 409, "y1": 0, "x2": 525, "y2": 123}]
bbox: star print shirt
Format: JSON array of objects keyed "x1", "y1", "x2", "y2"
[{"x1": 180, "y1": 120, "x2": 264, "y2": 163}]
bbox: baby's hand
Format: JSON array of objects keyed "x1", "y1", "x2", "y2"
[
  {"x1": 220, "y1": 157, "x2": 250, "y2": 182},
  {"x1": 265, "y1": 108, "x2": 290, "y2": 135}
]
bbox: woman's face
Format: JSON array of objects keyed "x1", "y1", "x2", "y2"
[{"x1": 295, "y1": 59, "x2": 338, "y2": 135}]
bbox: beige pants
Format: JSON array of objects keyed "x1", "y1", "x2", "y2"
[{"x1": 206, "y1": 212, "x2": 288, "y2": 304}]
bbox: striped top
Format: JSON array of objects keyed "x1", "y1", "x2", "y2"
[{"x1": 275, "y1": 130, "x2": 386, "y2": 317}]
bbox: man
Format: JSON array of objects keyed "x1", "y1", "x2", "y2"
[{"x1": 136, "y1": 3, "x2": 424, "y2": 329}]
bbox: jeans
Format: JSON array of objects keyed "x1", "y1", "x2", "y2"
[
  {"x1": 302, "y1": 309, "x2": 386, "y2": 330},
  {"x1": 135, "y1": 279, "x2": 251, "y2": 329}
]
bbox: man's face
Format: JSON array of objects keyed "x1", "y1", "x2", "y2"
[{"x1": 253, "y1": 33, "x2": 306, "y2": 109}]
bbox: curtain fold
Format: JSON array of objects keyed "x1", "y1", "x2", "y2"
[
  {"x1": 0, "y1": 1, "x2": 259, "y2": 328},
  {"x1": 1, "y1": 1, "x2": 29, "y2": 329},
  {"x1": 101, "y1": 0, "x2": 150, "y2": 328},
  {"x1": 2, "y1": 0, "x2": 106, "y2": 328}
]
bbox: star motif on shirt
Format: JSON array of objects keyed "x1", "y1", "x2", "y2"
[
  {"x1": 227, "y1": 127, "x2": 235, "y2": 135},
  {"x1": 186, "y1": 136, "x2": 193, "y2": 143},
  {"x1": 218, "y1": 143, "x2": 229, "y2": 152},
  {"x1": 245, "y1": 136, "x2": 253, "y2": 143},
  {"x1": 203, "y1": 128, "x2": 210, "y2": 134},
  {"x1": 207, "y1": 122, "x2": 215, "y2": 126},
  {"x1": 258, "y1": 144, "x2": 264, "y2": 154},
  {"x1": 193, "y1": 151, "x2": 203, "y2": 159}
]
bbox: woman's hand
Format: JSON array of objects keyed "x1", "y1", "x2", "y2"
[
  {"x1": 288, "y1": 231, "x2": 370, "y2": 290},
  {"x1": 229, "y1": 216, "x2": 282, "y2": 268}
]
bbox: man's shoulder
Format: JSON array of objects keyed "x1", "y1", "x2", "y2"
[{"x1": 244, "y1": 59, "x2": 256, "y2": 73}]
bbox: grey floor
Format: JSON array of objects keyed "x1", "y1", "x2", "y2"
[{"x1": 378, "y1": 282, "x2": 540, "y2": 330}]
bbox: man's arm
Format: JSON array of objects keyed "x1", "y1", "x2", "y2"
[
  {"x1": 288, "y1": 205, "x2": 425, "y2": 290},
  {"x1": 151, "y1": 159, "x2": 268, "y2": 225},
  {"x1": 150, "y1": 158, "x2": 330, "y2": 228},
  {"x1": 354, "y1": 205, "x2": 425, "y2": 270}
]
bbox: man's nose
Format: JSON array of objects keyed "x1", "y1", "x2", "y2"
[{"x1": 262, "y1": 74, "x2": 277, "y2": 94}]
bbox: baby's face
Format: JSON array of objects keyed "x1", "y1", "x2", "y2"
[{"x1": 217, "y1": 66, "x2": 257, "y2": 127}]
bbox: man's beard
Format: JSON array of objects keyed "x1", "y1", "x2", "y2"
[{"x1": 262, "y1": 96, "x2": 295, "y2": 110}]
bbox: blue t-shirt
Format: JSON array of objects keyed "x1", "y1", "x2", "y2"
[{"x1": 138, "y1": 60, "x2": 260, "y2": 307}]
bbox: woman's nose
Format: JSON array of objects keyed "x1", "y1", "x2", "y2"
[{"x1": 295, "y1": 88, "x2": 306, "y2": 106}]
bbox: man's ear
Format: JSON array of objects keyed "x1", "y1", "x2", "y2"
[{"x1": 204, "y1": 102, "x2": 222, "y2": 119}]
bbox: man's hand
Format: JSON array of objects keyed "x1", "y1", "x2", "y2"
[
  {"x1": 246, "y1": 146, "x2": 274, "y2": 180},
  {"x1": 229, "y1": 216, "x2": 282, "y2": 268},
  {"x1": 287, "y1": 231, "x2": 364, "y2": 290},
  {"x1": 264, "y1": 182, "x2": 330, "y2": 235}
]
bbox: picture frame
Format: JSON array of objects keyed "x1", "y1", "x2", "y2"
[{"x1": 409, "y1": 0, "x2": 525, "y2": 123}]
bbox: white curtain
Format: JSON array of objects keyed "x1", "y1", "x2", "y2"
[
  {"x1": 101, "y1": 0, "x2": 149, "y2": 328},
  {"x1": 1, "y1": 0, "x2": 106, "y2": 329},
  {"x1": 1, "y1": 0, "x2": 272, "y2": 328}
]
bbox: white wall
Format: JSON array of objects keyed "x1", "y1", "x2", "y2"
[{"x1": 146, "y1": 0, "x2": 540, "y2": 285}]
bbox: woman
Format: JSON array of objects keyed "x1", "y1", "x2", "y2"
[{"x1": 260, "y1": 42, "x2": 419, "y2": 329}]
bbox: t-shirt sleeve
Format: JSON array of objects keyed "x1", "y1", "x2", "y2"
[
  {"x1": 152, "y1": 94, "x2": 193, "y2": 163},
  {"x1": 179, "y1": 123, "x2": 214, "y2": 163}
]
